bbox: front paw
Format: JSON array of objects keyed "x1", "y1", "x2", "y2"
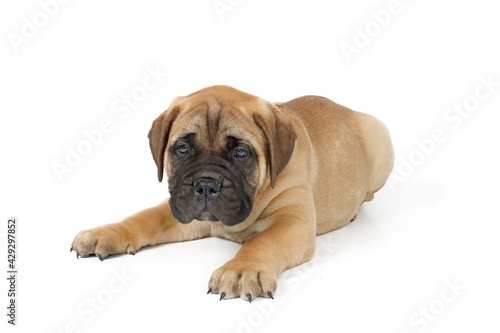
[
  {"x1": 208, "y1": 260, "x2": 277, "y2": 301},
  {"x1": 71, "y1": 224, "x2": 136, "y2": 260}
]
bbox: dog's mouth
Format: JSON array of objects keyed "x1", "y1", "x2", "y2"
[
  {"x1": 197, "y1": 211, "x2": 219, "y2": 222},
  {"x1": 170, "y1": 190, "x2": 251, "y2": 226},
  {"x1": 168, "y1": 162, "x2": 256, "y2": 226},
  {"x1": 169, "y1": 180, "x2": 253, "y2": 226}
]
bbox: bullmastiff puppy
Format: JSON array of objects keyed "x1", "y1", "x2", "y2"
[{"x1": 71, "y1": 85, "x2": 394, "y2": 301}]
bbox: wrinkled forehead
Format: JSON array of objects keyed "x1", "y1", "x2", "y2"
[{"x1": 169, "y1": 103, "x2": 261, "y2": 150}]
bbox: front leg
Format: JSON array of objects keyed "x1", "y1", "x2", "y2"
[
  {"x1": 208, "y1": 194, "x2": 316, "y2": 301},
  {"x1": 71, "y1": 199, "x2": 211, "y2": 260}
]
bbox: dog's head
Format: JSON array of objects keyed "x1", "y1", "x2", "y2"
[{"x1": 148, "y1": 85, "x2": 296, "y2": 226}]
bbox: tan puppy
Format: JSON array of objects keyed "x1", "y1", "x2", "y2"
[{"x1": 71, "y1": 85, "x2": 394, "y2": 301}]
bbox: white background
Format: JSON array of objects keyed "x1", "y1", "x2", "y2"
[{"x1": 1, "y1": 0, "x2": 499, "y2": 332}]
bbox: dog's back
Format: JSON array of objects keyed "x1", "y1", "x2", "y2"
[{"x1": 277, "y1": 96, "x2": 394, "y2": 234}]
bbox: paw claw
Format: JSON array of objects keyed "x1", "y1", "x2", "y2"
[
  {"x1": 267, "y1": 291, "x2": 274, "y2": 299},
  {"x1": 220, "y1": 292, "x2": 226, "y2": 301},
  {"x1": 247, "y1": 293, "x2": 252, "y2": 303},
  {"x1": 97, "y1": 254, "x2": 104, "y2": 261}
]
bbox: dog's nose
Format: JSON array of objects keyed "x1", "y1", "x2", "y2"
[{"x1": 194, "y1": 178, "x2": 220, "y2": 202}]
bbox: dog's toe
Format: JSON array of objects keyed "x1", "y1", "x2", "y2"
[
  {"x1": 71, "y1": 225, "x2": 137, "y2": 260},
  {"x1": 208, "y1": 260, "x2": 277, "y2": 301}
]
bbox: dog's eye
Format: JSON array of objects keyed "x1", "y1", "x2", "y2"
[
  {"x1": 176, "y1": 144, "x2": 189, "y2": 155},
  {"x1": 234, "y1": 148, "x2": 249, "y2": 159}
]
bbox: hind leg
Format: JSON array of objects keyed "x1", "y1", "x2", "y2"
[
  {"x1": 364, "y1": 192, "x2": 375, "y2": 202},
  {"x1": 364, "y1": 185, "x2": 385, "y2": 202}
]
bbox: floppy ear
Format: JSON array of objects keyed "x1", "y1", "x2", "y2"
[
  {"x1": 253, "y1": 104, "x2": 297, "y2": 188},
  {"x1": 148, "y1": 106, "x2": 180, "y2": 182}
]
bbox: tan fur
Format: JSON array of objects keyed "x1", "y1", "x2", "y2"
[{"x1": 71, "y1": 85, "x2": 394, "y2": 301}]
